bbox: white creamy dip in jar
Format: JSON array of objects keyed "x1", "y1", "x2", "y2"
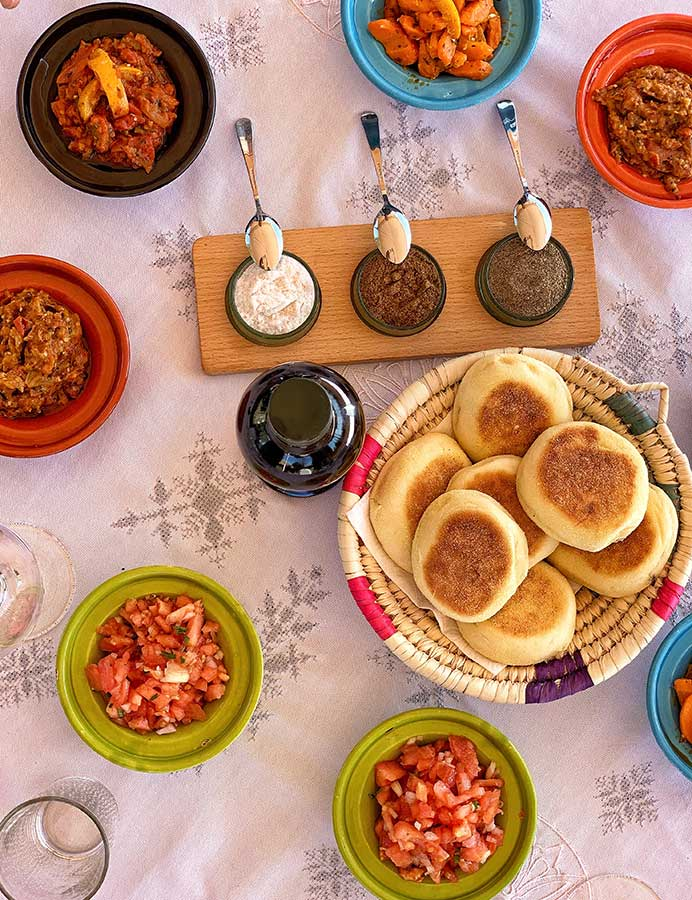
[{"x1": 233, "y1": 255, "x2": 316, "y2": 335}]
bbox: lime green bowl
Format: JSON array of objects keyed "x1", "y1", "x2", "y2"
[
  {"x1": 333, "y1": 708, "x2": 536, "y2": 900},
  {"x1": 57, "y1": 566, "x2": 263, "y2": 773}
]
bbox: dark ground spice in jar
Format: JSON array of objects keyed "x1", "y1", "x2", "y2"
[
  {"x1": 487, "y1": 236, "x2": 571, "y2": 317},
  {"x1": 358, "y1": 247, "x2": 442, "y2": 328}
]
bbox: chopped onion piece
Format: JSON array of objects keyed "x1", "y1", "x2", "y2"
[
  {"x1": 161, "y1": 661, "x2": 189, "y2": 683},
  {"x1": 156, "y1": 724, "x2": 177, "y2": 735}
]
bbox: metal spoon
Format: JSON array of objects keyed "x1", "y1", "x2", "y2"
[
  {"x1": 235, "y1": 118, "x2": 283, "y2": 271},
  {"x1": 496, "y1": 100, "x2": 552, "y2": 252},
  {"x1": 360, "y1": 112, "x2": 412, "y2": 265}
]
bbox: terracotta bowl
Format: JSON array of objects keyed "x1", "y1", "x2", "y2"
[
  {"x1": 0, "y1": 255, "x2": 130, "y2": 458},
  {"x1": 576, "y1": 14, "x2": 692, "y2": 209}
]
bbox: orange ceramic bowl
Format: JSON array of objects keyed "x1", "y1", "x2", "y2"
[
  {"x1": 0, "y1": 255, "x2": 130, "y2": 457},
  {"x1": 576, "y1": 14, "x2": 692, "y2": 209}
]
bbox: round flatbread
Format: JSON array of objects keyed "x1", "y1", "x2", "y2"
[
  {"x1": 549, "y1": 483, "x2": 678, "y2": 597},
  {"x1": 411, "y1": 489, "x2": 529, "y2": 623},
  {"x1": 457, "y1": 562, "x2": 576, "y2": 666},
  {"x1": 453, "y1": 353, "x2": 573, "y2": 461},
  {"x1": 369, "y1": 432, "x2": 471, "y2": 572},
  {"x1": 516, "y1": 421, "x2": 649, "y2": 552},
  {"x1": 448, "y1": 455, "x2": 558, "y2": 566}
]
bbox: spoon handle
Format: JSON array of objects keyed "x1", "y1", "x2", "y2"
[
  {"x1": 496, "y1": 100, "x2": 530, "y2": 194},
  {"x1": 235, "y1": 118, "x2": 263, "y2": 215},
  {"x1": 360, "y1": 112, "x2": 389, "y2": 201}
]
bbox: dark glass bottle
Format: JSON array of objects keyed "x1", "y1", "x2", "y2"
[{"x1": 236, "y1": 363, "x2": 366, "y2": 497}]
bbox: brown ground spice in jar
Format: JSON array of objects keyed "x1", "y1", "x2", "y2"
[
  {"x1": 358, "y1": 247, "x2": 442, "y2": 327},
  {"x1": 487, "y1": 236, "x2": 571, "y2": 317}
]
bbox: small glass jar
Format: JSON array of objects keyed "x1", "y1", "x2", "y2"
[
  {"x1": 350, "y1": 244, "x2": 446, "y2": 337},
  {"x1": 225, "y1": 252, "x2": 322, "y2": 346},
  {"x1": 475, "y1": 234, "x2": 574, "y2": 327}
]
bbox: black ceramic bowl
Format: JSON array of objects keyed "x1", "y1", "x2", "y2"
[{"x1": 17, "y1": 3, "x2": 215, "y2": 197}]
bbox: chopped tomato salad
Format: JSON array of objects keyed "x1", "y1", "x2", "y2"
[
  {"x1": 85, "y1": 594, "x2": 229, "y2": 734},
  {"x1": 374, "y1": 735, "x2": 504, "y2": 883}
]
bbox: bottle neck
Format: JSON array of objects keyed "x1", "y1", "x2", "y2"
[{"x1": 266, "y1": 378, "x2": 335, "y2": 455}]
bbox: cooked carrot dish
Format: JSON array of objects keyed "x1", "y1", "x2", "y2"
[
  {"x1": 374, "y1": 734, "x2": 504, "y2": 883},
  {"x1": 86, "y1": 594, "x2": 229, "y2": 734},
  {"x1": 51, "y1": 33, "x2": 178, "y2": 173},
  {"x1": 674, "y1": 661, "x2": 692, "y2": 744},
  {"x1": 368, "y1": 0, "x2": 501, "y2": 82}
]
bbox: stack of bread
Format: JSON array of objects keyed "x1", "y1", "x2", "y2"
[{"x1": 369, "y1": 353, "x2": 679, "y2": 666}]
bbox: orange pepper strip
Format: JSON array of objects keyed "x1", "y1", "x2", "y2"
[{"x1": 368, "y1": 19, "x2": 419, "y2": 66}]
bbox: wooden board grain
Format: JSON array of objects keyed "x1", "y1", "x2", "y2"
[{"x1": 192, "y1": 208, "x2": 600, "y2": 375}]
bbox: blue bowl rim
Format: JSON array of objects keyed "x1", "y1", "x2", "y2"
[
  {"x1": 340, "y1": 0, "x2": 542, "y2": 110},
  {"x1": 646, "y1": 614, "x2": 692, "y2": 781}
]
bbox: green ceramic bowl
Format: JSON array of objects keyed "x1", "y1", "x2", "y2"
[
  {"x1": 333, "y1": 708, "x2": 536, "y2": 900},
  {"x1": 57, "y1": 566, "x2": 263, "y2": 773}
]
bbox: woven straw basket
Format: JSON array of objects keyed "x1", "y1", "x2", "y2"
[{"x1": 338, "y1": 348, "x2": 692, "y2": 703}]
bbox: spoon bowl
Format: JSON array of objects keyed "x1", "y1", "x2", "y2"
[
  {"x1": 373, "y1": 208, "x2": 412, "y2": 266},
  {"x1": 513, "y1": 192, "x2": 552, "y2": 251},
  {"x1": 244, "y1": 215, "x2": 284, "y2": 272}
]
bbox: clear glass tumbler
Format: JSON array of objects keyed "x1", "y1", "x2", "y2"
[
  {"x1": 0, "y1": 794, "x2": 109, "y2": 900},
  {"x1": 0, "y1": 776, "x2": 116, "y2": 900},
  {"x1": 0, "y1": 524, "x2": 76, "y2": 652},
  {"x1": 566, "y1": 875, "x2": 662, "y2": 900}
]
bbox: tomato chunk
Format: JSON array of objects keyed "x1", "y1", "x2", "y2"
[{"x1": 375, "y1": 760, "x2": 408, "y2": 787}]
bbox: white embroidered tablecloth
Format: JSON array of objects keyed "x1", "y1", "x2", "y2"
[{"x1": 1, "y1": 2, "x2": 691, "y2": 899}]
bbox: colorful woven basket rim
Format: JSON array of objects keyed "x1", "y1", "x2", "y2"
[{"x1": 337, "y1": 347, "x2": 692, "y2": 704}]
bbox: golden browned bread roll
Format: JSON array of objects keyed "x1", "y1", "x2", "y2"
[
  {"x1": 453, "y1": 353, "x2": 573, "y2": 461},
  {"x1": 516, "y1": 421, "x2": 649, "y2": 552},
  {"x1": 457, "y1": 562, "x2": 576, "y2": 666},
  {"x1": 549, "y1": 483, "x2": 678, "y2": 597},
  {"x1": 411, "y1": 489, "x2": 529, "y2": 623},
  {"x1": 369, "y1": 432, "x2": 471, "y2": 572},
  {"x1": 448, "y1": 455, "x2": 558, "y2": 566}
]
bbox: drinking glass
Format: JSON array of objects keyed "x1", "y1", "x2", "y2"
[
  {"x1": 0, "y1": 778, "x2": 117, "y2": 900},
  {"x1": 0, "y1": 524, "x2": 75, "y2": 651},
  {"x1": 566, "y1": 875, "x2": 661, "y2": 899}
]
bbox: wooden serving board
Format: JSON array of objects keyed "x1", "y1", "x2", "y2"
[{"x1": 192, "y1": 208, "x2": 600, "y2": 375}]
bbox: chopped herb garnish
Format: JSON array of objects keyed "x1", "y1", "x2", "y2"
[
  {"x1": 173, "y1": 625, "x2": 187, "y2": 635},
  {"x1": 162, "y1": 650, "x2": 175, "y2": 659},
  {"x1": 117, "y1": 707, "x2": 125, "y2": 719},
  {"x1": 180, "y1": 656, "x2": 187, "y2": 664},
  {"x1": 150, "y1": 693, "x2": 159, "y2": 700},
  {"x1": 183, "y1": 636, "x2": 190, "y2": 645},
  {"x1": 471, "y1": 800, "x2": 480, "y2": 810}
]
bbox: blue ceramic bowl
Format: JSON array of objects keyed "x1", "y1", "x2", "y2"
[
  {"x1": 646, "y1": 614, "x2": 692, "y2": 781},
  {"x1": 341, "y1": 0, "x2": 541, "y2": 110}
]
